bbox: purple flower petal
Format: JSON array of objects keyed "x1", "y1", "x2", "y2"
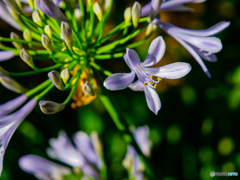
[
  {"x1": 191, "y1": 45, "x2": 217, "y2": 62},
  {"x1": 142, "y1": 62, "x2": 192, "y2": 79},
  {"x1": 141, "y1": 36, "x2": 166, "y2": 67},
  {"x1": 47, "y1": 131, "x2": 85, "y2": 168},
  {"x1": 0, "y1": 98, "x2": 36, "y2": 175},
  {"x1": 23, "y1": 6, "x2": 33, "y2": 13},
  {"x1": 0, "y1": 2, "x2": 21, "y2": 30},
  {"x1": 0, "y1": 94, "x2": 27, "y2": 118},
  {"x1": 73, "y1": 132, "x2": 100, "y2": 169},
  {"x1": 2, "y1": 0, "x2": 23, "y2": 14},
  {"x1": 82, "y1": 163, "x2": 101, "y2": 180},
  {"x1": 19, "y1": 155, "x2": 71, "y2": 180},
  {"x1": 124, "y1": 48, "x2": 141, "y2": 70},
  {"x1": 129, "y1": 80, "x2": 144, "y2": 91},
  {"x1": 143, "y1": 86, "x2": 161, "y2": 115},
  {"x1": 149, "y1": 0, "x2": 163, "y2": 21},
  {"x1": 37, "y1": 0, "x2": 68, "y2": 22},
  {"x1": 0, "y1": 51, "x2": 14, "y2": 62},
  {"x1": 103, "y1": 72, "x2": 135, "y2": 91}
]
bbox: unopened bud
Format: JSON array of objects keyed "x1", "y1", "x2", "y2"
[
  {"x1": 27, "y1": 0, "x2": 34, "y2": 10},
  {"x1": 61, "y1": 22, "x2": 73, "y2": 49},
  {"x1": 0, "y1": 66, "x2": 9, "y2": 76},
  {"x1": 82, "y1": 82, "x2": 95, "y2": 96},
  {"x1": 42, "y1": 35, "x2": 53, "y2": 54},
  {"x1": 23, "y1": 29, "x2": 32, "y2": 41},
  {"x1": 87, "y1": 0, "x2": 93, "y2": 6},
  {"x1": 2, "y1": 0, "x2": 23, "y2": 14},
  {"x1": 124, "y1": 7, "x2": 131, "y2": 24},
  {"x1": 32, "y1": 11, "x2": 42, "y2": 26},
  {"x1": 145, "y1": 23, "x2": 157, "y2": 37},
  {"x1": 0, "y1": 75, "x2": 27, "y2": 93},
  {"x1": 39, "y1": 101, "x2": 65, "y2": 114},
  {"x1": 48, "y1": 70, "x2": 65, "y2": 91},
  {"x1": 20, "y1": 48, "x2": 34, "y2": 68},
  {"x1": 10, "y1": 32, "x2": 22, "y2": 50},
  {"x1": 44, "y1": 25, "x2": 53, "y2": 38},
  {"x1": 75, "y1": 9, "x2": 82, "y2": 23},
  {"x1": 132, "y1": 2, "x2": 141, "y2": 28},
  {"x1": 60, "y1": 68, "x2": 70, "y2": 84},
  {"x1": 93, "y1": 2, "x2": 103, "y2": 21},
  {"x1": 104, "y1": 0, "x2": 111, "y2": 11}
]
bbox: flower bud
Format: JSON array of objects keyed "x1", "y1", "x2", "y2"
[
  {"x1": 82, "y1": 82, "x2": 95, "y2": 96},
  {"x1": 32, "y1": 11, "x2": 42, "y2": 27},
  {"x1": 27, "y1": 0, "x2": 34, "y2": 10},
  {"x1": 104, "y1": 0, "x2": 111, "y2": 11},
  {"x1": 124, "y1": 7, "x2": 131, "y2": 24},
  {"x1": 131, "y1": 2, "x2": 141, "y2": 28},
  {"x1": 93, "y1": 2, "x2": 103, "y2": 21},
  {"x1": 60, "y1": 68, "x2": 70, "y2": 84},
  {"x1": 44, "y1": 25, "x2": 53, "y2": 38},
  {"x1": 39, "y1": 101, "x2": 65, "y2": 114},
  {"x1": 0, "y1": 75, "x2": 27, "y2": 93},
  {"x1": 48, "y1": 70, "x2": 65, "y2": 91},
  {"x1": 42, "y1": 35, "x2": 53, "y2": 54},
  {"x1": 2, "y1": 0, "x2": 23, "y2": 14},
  {"x1": 145, "y1": 22, "x2": 157, "y2": 37},
  {"x1": 74, "y1": 9, "x2": 82, "y2": 25},
  {"x1": 61, "y1": 22, "x2": 73, "y2": 50},
  {"x1": 149, "y1": 0, "x2": 163, "y2": 22},
  {"x1": 37, "y1": 0, "x2": 68, "y2": 22},
  {"x1": 0, "y1": 66, "x2": 9, "y2": 76},
  {"x1": 10, "y1": 32, "x2": 22, "y2": 50},
  {"x1": 20, "y1": 48, "x2": 34, "y2": 68},
  {"x1": 23, "y1": 29, "x2": 32, "y2": 42}
]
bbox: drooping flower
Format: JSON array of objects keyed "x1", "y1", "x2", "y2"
[
  {"x1": 39, "y1": 101, "x2": 65, "y2": 114},
  {"x1": 134, "y1": 126, "x2": 152, "y2": 157},
  {"x1": 0, "y1": 1, "x2": 21, "y2": 30},
  {"x1": 153, "y1": 20, "x2": 230, "y2": 77},
  {"x1": 36, "y1": 0, "x2": 68, "y2": 22},
  {"x1": 123, "y1": 145, "x2": 145, "y2": 180},
  {"x1": 20, "y1": 131, "x2": 103, "y2": 180},
  {"x1": 0, "y1": 98, "x2": 37, "y2": 175},
  {"x1": 141, "y1": 0, "x2": 207, "y2": 16},
  {"x1": 19, "y1": 155, "x2": 71, "y2": 180},
  {"x1": 104, "y1": 36, "x2": 191, "y2": 114}
]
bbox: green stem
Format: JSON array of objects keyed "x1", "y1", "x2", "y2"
[
  {"x1": 0, "y1": 37, "x2": 43, "y2": 46},
  {"x1": 94, "y1": 52, "x2": 124, "y2": 60},
  {"x1": 90, "y1": 62, "x2": 112, "y2": 76},
  {"x1": 35, "y1": 83, "x2": 55, "y2": 101},
  {"x1": 69, "y1": 22, "x2": 83, "y2": 49},
  {"x1": 21, "y1": 14, "x2": 43, "y2": 29}
]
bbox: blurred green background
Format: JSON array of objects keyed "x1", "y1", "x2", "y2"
[{"x1": 0, "y1": 0, "x2": 240, "y2": 179}]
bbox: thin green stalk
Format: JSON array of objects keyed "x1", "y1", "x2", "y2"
[
  {"x1": 26, "y1": 79, "x2": 52, "y2": 97},
  {"x1": 35, "y1": 83, "x2": 55, "y2": 101},
  {"x1": 0, "y1": 37, "x2": 43, "y2": 46},
  {"x1": 69, "y1": 22, "x2": 83, "y2": 49},
  {"x1": 90, "y1": 62, "x2": 112, "y2": 76},
  {"x1": 94, "y1": 52, "x2": 124, "y2": 60}
]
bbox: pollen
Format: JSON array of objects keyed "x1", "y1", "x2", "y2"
[
  {"x1": 154, "y1": 84, "x2": 157, "y2": 88},
  {"x1": 149, "y1": 81, "x2": 153, "y2": 85},
  {"x1": 157, "y1": 77, "x2": 162, "y2": 81},
  {"x1": 150, "y1": 75, "x2": 154, "y2": 79},
  {"x1": 143, "y1": 82, "x2": 147, "y2": 85}
]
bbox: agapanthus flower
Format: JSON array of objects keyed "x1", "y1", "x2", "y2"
[
  {"x1": 141, "y1": 0, "x2": 230, "y2": 77},
  {"x1": 104, "y1": 36, "x2": 191, "y2": 114},
  {"x1": 0, "y1": 97, "x2": 37, "y2": 175},
  {"x1": 134, "y1": 126, "x2": 152, "y2": 157},
  {"x1": 123, "y1": 145, "x2": 145, "y2": 180},
  {"x1": 19, "y1": 131, "x2": 104, "y2": 180}
]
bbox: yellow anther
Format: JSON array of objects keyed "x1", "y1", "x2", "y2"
[
  {"x1": 154, "y1": 84, "x2": 157, "y2": 88},
  {"x1": 150, "y1": 75, "x2": 154, "y2": 79},
  {"x1": 143, "y1": 83, "x2": 147, "y2": 86},
  {"x1": 149, "y1": 81, "x2": 153, "y2": 85},
  {"x1": 157, "y1": 77, "x2": 162, "y2": 81}
]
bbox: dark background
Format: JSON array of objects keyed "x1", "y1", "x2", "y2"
[{"x1": 0, "y1": 0, "x2": 239, "y2": 179}]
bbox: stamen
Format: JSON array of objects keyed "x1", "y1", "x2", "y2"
[
  {"x1": 154, "y1": 84, "x2": 157, "y2": 88},
  {"x1": 150, "y1": 75, "x2": 154, "y2": 79},
  {"x1": 149, "y1": 81, "x2": 153, "y2": 85},
  {"x1": 157, "y1": 77, "x2": 162, "y2": 81},
  {"x1": 143, "y1": 82, "x2": 147, "y2": 86}
]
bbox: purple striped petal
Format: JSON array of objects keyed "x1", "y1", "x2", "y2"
[
  {"x1": 124, "y1": 49, "x2": 141, "y2": 70},
  {"x1": 0, "y1": 98, "x2": 36, "y2": 175},
  {"x1": 74, "y1": 132, "x2": 100, "y2": 169},
  {"x1": 191, "y1": 45, "x2": 217, "y2": 62},
  {"x1": 0, "y1": 51, "x2": 14, "y2": 62},
  {"x1": 142, "y1": 62, "x2": 192, "y2": 79},
  {"x1": 103, "y1": 72, "x2": 135, "y2": 91},
  {"x1": 37, "y1": 0, "x2": 68, "y2": 22},
  {"x1": 0, "y1": 94, "x2": 27, "y2": 118},
  {"x1": 2, "y1": 0, "x2": 23, "y2": 14},
  {"x1": 143, "y1": 86, "x2": 161, "y2": 115},
  {"x1": 47, "y1": 131, "x2": 85, "y2": 168},
  {"x1": 149, "y1": 0, "x2": 163, "y2": 21},
  {"x1": 0, "y1": 1, "x2": 21, "y2": 30},
  {"x1": 129, "y1": 80, "x2": 144, "y2": 91},
  {"x1": 141, "y1": 36, "x2": 166, "y2": 67},
  {"x1": 19, "y1": 155, "x2": 71, "y2": 180}
]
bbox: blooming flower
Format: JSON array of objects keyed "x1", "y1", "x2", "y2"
[
  {"x1": 104, "y1": 36, "x2": 191, "y2": 114},
  {"x1": 123, "y1": 145, "x2": 145, "y2": 180},
  {"x1": 153, "y1": 20, "x2": 230, "y2": 77},
  {"x1": 19, "y1": 131, "x2": 103, "y2": 180},
  {"x1": 0, "y1": 98, "x2": 37, "y2": 175},
  {"x1": 134, "y1": 126, "x2": 152, "y2": 157}
]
